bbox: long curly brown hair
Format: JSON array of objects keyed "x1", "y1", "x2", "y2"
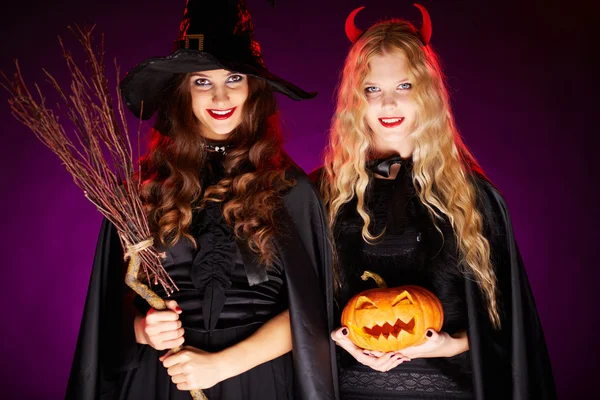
[{"x1": 139, "y1": 73, "x2": 294, "y2": 266}]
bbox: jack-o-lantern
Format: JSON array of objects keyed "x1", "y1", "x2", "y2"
[{"x1": 341, "y1": 271, "x2": 444, "y2": 352}]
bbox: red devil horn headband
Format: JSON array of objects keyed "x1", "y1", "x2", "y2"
[
  {"x1": 413, "y1": 3, "x2": 432, "y2": 45},
  {"x1": 344, "y1": 3, "x2": 432, "y2": 45},
  {"x1": 345, "y1": 6, "x2": 365, "y2": 43}
]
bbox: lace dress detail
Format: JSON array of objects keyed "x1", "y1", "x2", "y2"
[{"x1": 340, "y1": 359, "x2": 472, "y2": 399}]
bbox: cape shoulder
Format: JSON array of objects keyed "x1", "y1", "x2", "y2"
[
  {"x1": 308, "y1": 165, "x2": 325, "y2": 186},
  {"x1": 277, "y1": 165, "x2": 338, "y2": 399},
  {"x1": 471, "y1": 173, "x2": 509, "y2": 224},
  {"x1": 285, "y1": 166, "x2": 323, "y2": 203},
  {"x1": 470, "y1": 172, "x2": 519, "y2": 264},
  {"x1": 281, "y1": 164, "x2": 331, "y2": 278}
]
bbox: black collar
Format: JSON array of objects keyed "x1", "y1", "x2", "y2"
[
  {"x1": 366, "y1": 155, "x2": 405, "y2": 178},
  {"x1": 202, "y1": 141, "x2": 234, "y2": 155}
]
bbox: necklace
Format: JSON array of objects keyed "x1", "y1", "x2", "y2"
[{"x1": 202, "y1": 142, "x2": 233, "y2": 155}]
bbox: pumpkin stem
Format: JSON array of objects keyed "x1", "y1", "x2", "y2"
[{"x1": 361, "y1": 270, "x2": 387, "y2": 288}]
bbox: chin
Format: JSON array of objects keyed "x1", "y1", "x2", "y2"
[
  {"x1": 204, "y1": 122, "x2": 237, "y2": 137},
  {"x1": 212, "y1": 119, "x2": 243, "y2": 135},
  {"x1": 212, "y1": 129, "x2": 234, "y2": 136},
  {"x1": 378, "y1": 131, "x2": 410, "y2": 142}
]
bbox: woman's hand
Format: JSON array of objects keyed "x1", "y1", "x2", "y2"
[
  {"x1": 399, "y1": 329, "x2": 469, "y2": 359},
  {"x1": 331, "y1": 327, "x2": 410, "y2": 372},
  {"x1": 160, "y1": 346, "x2": 226, "y2": 390},
  {"x1": 158, "y1": 309, "x2": 292, "y2": 390},
  {"x1": 134, "y1": 299, "x2": 185, "y2": 351}
]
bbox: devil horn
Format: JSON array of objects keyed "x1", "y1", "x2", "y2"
[
  {"x1": 413, "y1": 3, "x2": 432, "y2": 45},
  {"x1": 345, "y1": 6, "x2": 365, "y2": 43}
]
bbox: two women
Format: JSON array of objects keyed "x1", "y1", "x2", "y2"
[{"x1": 66, "y1": 2, "x2": 555, "y2": 399}]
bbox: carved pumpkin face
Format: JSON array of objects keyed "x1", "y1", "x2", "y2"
[{"x1": 341, "y1": 285, "x2": 444, "y2": 352}]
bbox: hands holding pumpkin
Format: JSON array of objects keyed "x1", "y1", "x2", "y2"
[
  {"x1": 398, "y1": 329, "x2": 469, "y2": 359},
  {"x1": 334, "y1": 274, "x2": 469, "y2": 371},
  {"x1": 331, "y1": 327, "x2": 410, "y2": 372},
  {"x1": 331, "y1": 327, "x2": 469, "y2": 372}
]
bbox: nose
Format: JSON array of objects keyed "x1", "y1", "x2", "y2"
[
  {"x1": 381, "y1": 91, "x2": 398, "y2": 109},
  {"x1": 212, "y1": 86, "x2": 230, "y2": 105}
]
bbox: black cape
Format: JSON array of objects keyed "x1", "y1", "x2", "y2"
[
  {"x1": 65, "y1": 169, "x2": 339, "y2": 400},
  {"x1": 468, "y1": 175, "x2": 556, "y2": 399},
  {"x1": 310, "y1": 168, "x2": 556, "y2": 400}
]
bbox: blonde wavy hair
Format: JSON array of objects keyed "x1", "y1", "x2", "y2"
[{"x1": 321, "y1": 20, "x2": 501, "y2": 328}]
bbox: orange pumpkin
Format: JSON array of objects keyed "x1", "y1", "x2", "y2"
[{"x1": 341, "y1": 271, "x2": 444, "y2": 352}]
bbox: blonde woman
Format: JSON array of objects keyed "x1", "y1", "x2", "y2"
[{"x1": 311, "y1": 5, "x2": 555, "y2": 399}]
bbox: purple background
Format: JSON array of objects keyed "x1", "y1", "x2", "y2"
[{"x1": 1, "y1": 0, "x2": 596, "y2": 398}]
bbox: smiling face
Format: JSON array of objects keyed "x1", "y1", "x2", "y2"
[
  {"x1": 189, "y1": 69, "x2": 249, "y2": 141},
  {"x1": 341, "y1": 285, "x2": 444, "y2": 352},
  {"x1": 364, "y1": 51, "x2": 417, "y2": 157}
]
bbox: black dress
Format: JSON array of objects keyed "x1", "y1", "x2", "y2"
[
  {"x1": 118, "y1": 154, "x2": 295, "y2": 399},
  {"x1": 334, "y1": 162, "x2": 473, "y2": 399},
  {"x1": 66, "y1": 153, "x2": 338, "y2": 400},
  {"x1": 311, "y1": 159, "x2": 556, "y2": 400}
]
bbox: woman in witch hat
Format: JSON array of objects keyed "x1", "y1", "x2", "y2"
[
  {"x1": 65, "y1": 1, "x2": 337, "y2": 399},
  {"x1": 312, "y1": 4, "x2": 555, "y2": 399}
]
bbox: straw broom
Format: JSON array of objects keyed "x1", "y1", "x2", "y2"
[{"x1": 2, "y1": 26, "x2": 207, "y2": 400}]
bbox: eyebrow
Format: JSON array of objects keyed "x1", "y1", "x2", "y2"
[
  {"x1": 364, "y1": 78, "x2": 410, "y2": 86},
  {"x1": 190, "y1": 72, "x2": 239, "y2": 79}
]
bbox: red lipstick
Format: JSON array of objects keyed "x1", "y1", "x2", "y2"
[
  {"x1": 207, "y1": 107, "x2": 236, "y2": 120},
  {"x1": 378, "y1": 117, "x2": 405, "y2": 128}
]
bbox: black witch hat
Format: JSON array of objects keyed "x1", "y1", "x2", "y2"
[{"x1": 120, "y1": 0, "x2": 316, "y2": 120}]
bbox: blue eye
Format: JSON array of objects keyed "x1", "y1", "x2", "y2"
[
  {"x1": 227, "y1": 74, "x2": 244, "y2": 83},
  {"x1": 365, "y1": 86, "x2": 380, "y2": 94},
  {"x1": 398, "y1": 82, "x2": 412, "y2": 90}
]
